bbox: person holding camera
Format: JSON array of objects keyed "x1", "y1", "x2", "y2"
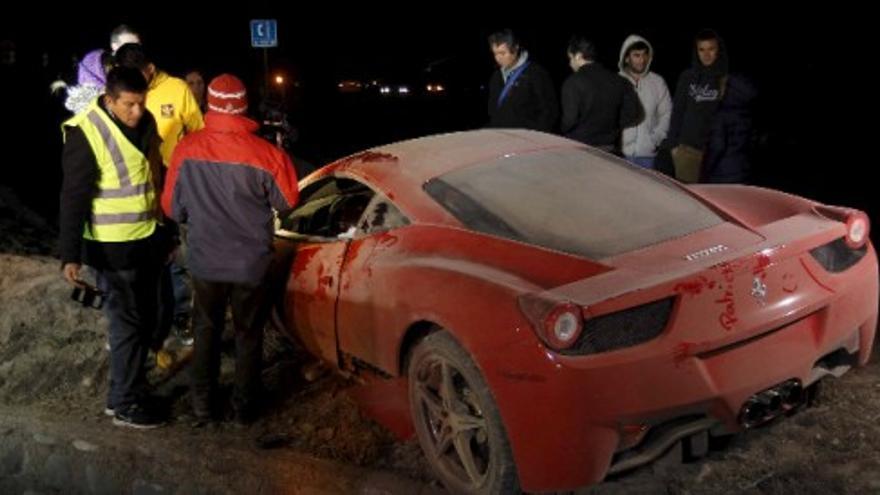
[{"x1": 59, "y1": 66, "x2": 168, "y2": 429}]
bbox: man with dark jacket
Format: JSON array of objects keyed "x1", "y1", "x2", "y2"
[
  {"x1": 59, "y1": 67, "x2": 167, "y2": 429},
  {"x1": 560, "y1": 36, "x2": 643, "y2": 154},
  {"x1": 701, "y1": 75, "x2": 757, "y2": 183},
  {"x1": 665, "y1": 29, "x2": 729, "y2": 183},
  {"x1": 161, "y1": 74, "x2": 299, "y2": 424},
  {"x1": 486, "y1": 29, "x2": 558, "y2": 132}
]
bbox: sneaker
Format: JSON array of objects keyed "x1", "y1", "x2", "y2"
[
  {"x1": 173, "y1": 315, "x2": 194, "y2": 346},
  {"x1": 112, "y1": 404, "x2": 165, "y2": 429},
  {"x1": 231, "y1": 399, "x2": 261, "y2": 426},
  {"x1": 104, "y1": 407, "x2": 115, "y2": 417},
  {"x1": 175, "y1": 326, "x2": 194, "y2": 347},
  {"x1": 191, "y1": 397, "x2": 214, "y2": 422},
  {"x1": 233, "y1": 407, "x2": 257, "y2": 426}
]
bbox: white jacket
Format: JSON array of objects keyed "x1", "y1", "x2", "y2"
[{"x1": 618, "y1": 35, "x2": 672, "y2": 158}]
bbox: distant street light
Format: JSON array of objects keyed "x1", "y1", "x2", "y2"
[{"x1": 274, "y1": 74, "x2": 287, "y2": 107}]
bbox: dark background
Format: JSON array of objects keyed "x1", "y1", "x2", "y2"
[{"x1": 0, "y1": 11, "x2": 871, "y2": 241}]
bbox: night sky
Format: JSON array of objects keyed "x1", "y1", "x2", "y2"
[{"x1": 0, "y1": 10, "x2": 871, "y2": 237}]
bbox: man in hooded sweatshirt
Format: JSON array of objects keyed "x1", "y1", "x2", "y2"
[
  {"x1": 618, "y1": 35, "x2": 672, "y2": 169},
  {"x1": 665, "y1": 29, "x2": 729, "y2": 183}
]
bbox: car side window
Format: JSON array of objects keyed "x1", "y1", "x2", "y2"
[
  {"x1": 279, "y1": 177, "x2": 336, "y2": 236},
  {"x1": 329, "y1": 192, "x2": 373, "y2": 237},
  {"x1": 279, "y1": 177, "x2": 377, "y2": 239},
  {"x1": 358, "y1": 195, "x2": 409, "y2": 235}
]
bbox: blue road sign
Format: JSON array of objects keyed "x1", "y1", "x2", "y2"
[{"x1": 250, "y1": 20, "x2": 278, "y2": 48}]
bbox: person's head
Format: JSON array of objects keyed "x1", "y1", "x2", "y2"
[
  {"x1": 488, "y1": 29, "x2": 521, "y2": 70},
  {"x1": 695, "y1": 29, "x2": 720, "y2": 67},
  {"x1": 0, "y1": 40, "x2": 15, "y2": 66},
  {"x1": 567, "y1": 36, "x2": 596, "y2": 72},
  {"x1": 207, "y1": 74, "x2": 248, "y2": 115},
  {"x1": 100, "y1": 50, "x2": 115, "y2": 75},
  {"x1": 624, "y1": 40, "x2": 651, "y2": 75},
  {"x1": 109, "y1": 24, "x2": 140, "y2": 54},
  {"x1": 103, "y1": 66, "x2": 148, "y2": 128},
  {"x1": 77, "y1": 49, "x2": 109, "y2": 87},
  {"x1": 185, "y1": 69, "x2": 206, "y2": 106},
  {"x1": 114, "y1": 43, "x2": 156, "y2": 83}
]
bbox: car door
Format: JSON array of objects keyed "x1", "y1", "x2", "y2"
[
  {"x1": 335, "y1": 193, "x2": 411, "y2": 367},
  {"x1": 274, "y1": 176, "x2": 376, "y2": 365}
]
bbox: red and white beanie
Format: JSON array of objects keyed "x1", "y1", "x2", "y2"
[{"x1": 207, "y1": 74, "x2": 248, "y2": 115}]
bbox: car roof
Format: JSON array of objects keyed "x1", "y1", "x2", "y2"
[{"x1": 315, "y1": 129, "x2": 585, "y2": 224}]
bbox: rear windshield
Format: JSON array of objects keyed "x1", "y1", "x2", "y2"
[{"x1": 424, "y1": 148, "x2": 723, "y2": 258}]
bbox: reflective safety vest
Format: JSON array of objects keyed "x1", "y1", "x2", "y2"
[{"x1": 62, "y1": 99, "x2": 156, "y2": 242}]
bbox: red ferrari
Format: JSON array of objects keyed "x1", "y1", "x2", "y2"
[{"x1": 271, "y1": 130, "x2": 877, "y2": 493}]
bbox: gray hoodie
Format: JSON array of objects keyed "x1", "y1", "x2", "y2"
[{"x1": 618, "y1": 35, "x2": 672, "y2": 158}]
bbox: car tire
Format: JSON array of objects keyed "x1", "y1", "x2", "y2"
[{"x1": 407, "y1": 331, "x2": 519, "y2": 494}]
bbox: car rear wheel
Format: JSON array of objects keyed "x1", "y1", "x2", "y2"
[{"x1": 408, "y1": 331, "x2": 519, "y2": 494}]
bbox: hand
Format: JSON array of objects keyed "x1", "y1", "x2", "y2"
[{"x1": 62, "y1": 263, "x2": 85, "y2": 288}]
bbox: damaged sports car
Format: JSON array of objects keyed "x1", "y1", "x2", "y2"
[{"x1": 270, "y1": 129, "x2": 878, "y2": 493}]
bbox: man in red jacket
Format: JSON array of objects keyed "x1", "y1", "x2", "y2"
[{"x1": 161, "y1": 74, "x2": 299, "y2": 424}]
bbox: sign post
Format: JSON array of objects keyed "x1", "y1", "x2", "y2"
[{"x1": 250, "y1": 19, "x2": 278, "y2": 97}]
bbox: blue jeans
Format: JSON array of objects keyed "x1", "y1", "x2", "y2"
[
  {"x1": 100, "y1": 265, "x2": 159, "y2": 410},
  {"x1": 626, "y1": 156, "x2": 656, "y2": 169},
  {"x1": 170, "y1": 259, "x2": 191, "y2": 319},
  {"x1": 154, "y1": 259, "x2": 192, "y2": 349}
]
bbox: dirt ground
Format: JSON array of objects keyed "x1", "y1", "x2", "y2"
[{"x1": 2, "y1": 186, "x2": 880, "y2": 494}]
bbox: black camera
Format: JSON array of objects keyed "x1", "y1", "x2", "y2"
[{"x1": 70, "y1": 284, "x2": 105, "y2": 309}]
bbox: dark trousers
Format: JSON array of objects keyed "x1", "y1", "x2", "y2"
[
  {"x1": 190, "y1": 277, "x2": 269, "y2": 412},
  {"x1": 100, "y1": 264, "x2": 159, "y2": 410}
]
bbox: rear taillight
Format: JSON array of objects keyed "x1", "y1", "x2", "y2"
[
  {"x1": 544, "y1": 303, "x2": 584, "y2": 349},
  {"x1": 814, "y1": 205, "x2": 871, "y2": 249},
  {"x1": 518, "y1": 295, "x2": 583, "y2": 350},
  {"x1": 845, "y1": 212, "x2": 869, "y2": 249},
  {"x1": 518, "y1": 295, "x2": 675, "y2": 354}
]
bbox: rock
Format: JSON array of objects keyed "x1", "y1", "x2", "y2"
[
  {"x1": 0, "y1": 443, "x2": 24, "y2": 476},
  {"x1": 696, "y1": 463, "x2": 712, "y2": 483},
  {"x1": 132, "y1": 479, "x2": 166, "y2": 495},
  {"x1": 302, "y1": 361, "x2": 328, "y2": 382},
  {"x1": 44, "y1": 452, "x2": 72, "y2": 488},
  {"x1": 256, "y1": 433, "x2": 290, "y2": 450},
  {"x1": 33, "y1": 433, "x2": 56, "y2": 445},
  {"x1": 86, "y1": 463, "x2": 122, "y2": 495},
  {"x1": 73, "y1": 439, "x2": 98, "y2": 452},
  {"x1": 318, "y1": 427, "x2": 335, "y2": 442}
]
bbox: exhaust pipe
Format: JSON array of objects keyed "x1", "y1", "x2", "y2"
[{"x1": 739, "y1": 379, "x2": 803, "y2": 428}]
